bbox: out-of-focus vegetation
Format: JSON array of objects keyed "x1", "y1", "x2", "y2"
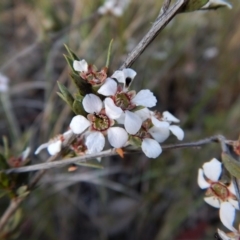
[{"x1": 0, "y1": 0, "x2": 240, "y2": 239}]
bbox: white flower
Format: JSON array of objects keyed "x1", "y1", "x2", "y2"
[
  {"x1": 35, "y1": 130, "x2": 73, "y2": 155},
  {"x1": 73, "y1": 59, "x2": 88, "y2": 72},
  {"x1": 98, "y1": 69, "x2": 157, "y2": 135},
  {"x1": 0, "y1": 73, "x2": 9, "y2": 92},
  {"x1": 135, "y1": 109, "x2": 184, "y2": 141},
  {"x1": 98, "y1": 0, "x2": 130, "y2": 17},
  {"x1": 69, "y1": 94, "x2": 128, "y2": 153},
  {"x1": 197, "y1": 158, "x2": 239, "y2": 208}
]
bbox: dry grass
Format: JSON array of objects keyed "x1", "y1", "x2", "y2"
[{"x1": 0, "y1": 0, "x2": 240, "y2": 239}]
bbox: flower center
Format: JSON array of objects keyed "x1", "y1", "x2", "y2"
[
  {"x1": 134, "y1": 126, "x2": 151, "y2": 139},
  {"x1": 115, "y1": 92, "x2": 132, "y2": 110},
  {"x1": 92, "y1": 113, "x2": 110, "y2": 131},
  {"x1": 211, "y1": 182, "x2": 229, "y2": 201}
]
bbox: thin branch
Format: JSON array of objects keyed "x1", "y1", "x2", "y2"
[
  {"x1": 0, "y1": 198, "x2": 23, "y2": 231},
  {"x1": 120, "y1": 0, "x2": 187, "y2": 69},
  {"x1": 4, "y1": 135, "x2": 224, "y2": 174}
]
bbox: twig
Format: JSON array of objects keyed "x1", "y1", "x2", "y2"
[
  {"x1": 0, "y1": 198, "x2": 23, "y2": 231},
  {"x1": 4, "y1": 135, "x2": 224, "y2": 174},
  {"x1": 119, "y1": 0, "x2": 188, "y2": 69},
  {"x1": 159, "y1": 0, "x2": 172, "y2": 16}
]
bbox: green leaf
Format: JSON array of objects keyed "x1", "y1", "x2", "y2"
[
  {"x1": 74, "y1": 159, "x2": 104, "y2": 169},
  {"x1": 17, "y1": 185, "x2": 29, "y2": 198},
  {"x1": 181, "y1": 0, "x2": 209, "y2": 12},
  {"x1": 0, "y1": 153, "x2": 8, "y2": 170},
  {"x1": 70, "y1": 73, "x2": 92, "y2": 96},
  {"x1": 0, "y1": 173, "x2": 10, "y2": 188},
  {"x1": 72, "y1": 99, "x2": 86, "y2": 116},
  {"x1": 57, "y1": 82, "x2": 74, "y2": 107},
  {"x1": 63, "y1": 54, "x2": 76, "y2": 72},
  {"x1": 222, "y1": 152, "x2": 240, "y2": 179},
  {"x1": 106, "y1": 39, "x2": 113, "y2": 68},
  {"x1": 3, "y1": 136, "x2": 9, "y2": 159},
  {"x1": 0, "y1": 189, "x2": 7, "y2": 199},
  {"x1": 64, "y1": 44, "x2": 79, "y2": 61},
  {"x1": 5, "y1": 208, "x2": 22, "y2": 232},
  {"x1": 200, "y1": 0, "x2": 232, "y2": 10}
]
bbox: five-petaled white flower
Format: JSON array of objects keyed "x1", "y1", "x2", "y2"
[
  {"x1": 198, "y1": 158, "x2": 239, "y2": 209},
  {"x1": 135, "y1": 109, "x2": 184, "y2": 142},
  {"x1": 98, "y1": 68, "x2": 157, "y2": 135},
  {"x1": 125, "y1": 109, "x2": 183, "y2": 158},
  {"x1": 69, "y1": 94, "x2": 128, "y2": 154}
]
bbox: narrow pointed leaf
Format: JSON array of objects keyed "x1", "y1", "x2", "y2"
[
  {"x1": 74, "y1": 159, "x2": 104, "y2": 169},
  {"x1": 64, "y1": 54, "x2": 75, "y2": 72},
  {"x1": 222, "y1": 152, "x2": 240, "y2": 179},
  {"x1": 72, "y1": 99, "x2": 86, "y2": 116},
  {"x1": 70, "y1": 73, "x2": 92, "y2": 96},
  {"x1": 0, "y1": 153, "x2": 8, "y2": 169},
  {"x1": 180, "y1": 0, "x2": 209, "y2": 11},
  {"x1": 64, "y1": 44, "x2": 79, "y2": 61},
  {"x1": 57, "y1": 82, "x2": 74, "y2": 106},
  {"x1": 106, "y1": 39, "x2": 113, "y2": 68}
]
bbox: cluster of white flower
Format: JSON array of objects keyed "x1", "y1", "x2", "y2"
[
  {"x1": 35, "y1": 59, "x2": 184, "y2": 159},
  {"x1": 198, "y1": 158, "x2": 240, "y2": 239}
]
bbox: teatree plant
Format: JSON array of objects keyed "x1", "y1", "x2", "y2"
[{"x1": 0, "y1": 0, "x2": 238, "y2": 239}]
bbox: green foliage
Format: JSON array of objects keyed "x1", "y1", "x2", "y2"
[
  {"x1": 57, "y1": 81, "x2": 74, "y2": 108},
  {"x1": 181, "y1": 0, "x2": 231, "y2": 12},
  {"x1": 222, "y1": 152, "x2": 240, "y2": 179}
]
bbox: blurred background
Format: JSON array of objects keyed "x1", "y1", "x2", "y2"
[{"x1": 0, "y1": 0, "x2": 240, "y2": 239}]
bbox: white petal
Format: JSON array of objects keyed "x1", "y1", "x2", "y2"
[
  {"x1": 98, "y1": 78, "x2": 117, "y2": 96},
  {"x1": 123, "y1": 68, "x2": 137, "y2": 87},
  {"x1": 62, "y1": 129, "x2": 73, "y2": 140},
  {"x1": 228, "y1": 181, "x2": 237, "y2": 196},
  {"x1": 151, "y1": 116, "x2": 170, "y2": 128},
  {"x1": 220, "y1": 202, "x2": 236, "y2": 232},
  {"x1": 112, "y1": 7, "x2": 124, "y2": 16},
  {"x1": 142, "y1": 138, "x2": 162, "y2": 158},
  {"x1": 169, "y1": 125, "x2": 184, "y2": 140},
  {"x1": 116, "y1": 112, "x2": 125, "y2": 124},
  {"x1": 148, "y1": 126, "x2": 170, "y2": 143},
  {"x1": 107, "y1": 127, "x2": 128, "y2": 148},
  {"x1": 217, "y1": 229, "x2": 231, "y2": 240},
  {"x1": 135, "y1": 108, "x2": 150, "y2": 121},
  {"x1": 111, "y1": 70, "x2": 125, "y2": 83},
  {"x1": 132, "y1": 90, "x2": 157, "y2": 107},
  {"x1": 104, "y1": 98, "x2": 123, "y2": 119},
  {"x1": 124, "y1": 110, "x2": 142, "y2": 135},
  {"x1": 70, "y1": 115, "x2": 91, "y2": 134},
  {"x1": 197, "y1": 169, "x2": 211, "y2": 189},
  {"x1": 162, "y1": 111, "x2": 180, "y2": 123},
  {"x1": 123, "y1": 68, "x2": 137, "y2": 80},
  {"x1": 47, "y1": 140, "x2": 62, "y2": 155},
  {"x1": 35, "y1": 142, "x2": 49, "y2": 155},
  {"x1": 83, "y1": 94, "x2": 103, "y2": 113},
  {"x1": 85, "y1": 132, "x2": 105, "y2": 154},
  {"x1": 203, "y1": 158, "x2": 222, "y2": 182},
  {"x1": 21, "y1": 147, "x2": 31, "y2": 160},
  {"x1": 204, "y1": 196, "x2": 221, "y2": 208},
  {"x1": 73, "y1": 59, "x2": 88, "y2": 72},
  {"x1": 229, "y1": 199, "x2": 240, "y2": 210}
]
